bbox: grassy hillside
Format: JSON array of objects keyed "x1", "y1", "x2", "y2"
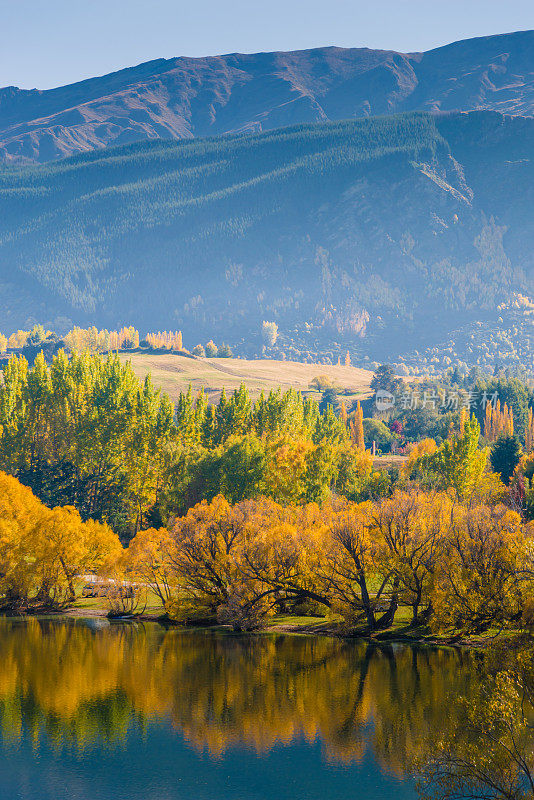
[
  {"x1": 0, "y1": 110, "x2": 533, "y2": 367},
  {"x1": 120, "y1": 353, "x2": 374, "y2": 403}
]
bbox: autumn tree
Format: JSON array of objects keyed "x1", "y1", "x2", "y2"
[
  {"x1": 431, "y1": 503, "x2": 525, "y2": 634},
  {"x1": 349, "y1": 401, "x2": 365, "y2": 451},
  {"x1": 318, "y1": 499, "x2": 396, "y2": 630},
  {"x1": 0, "y1": 471, "x2": 121, "y2": 610},
  {"x1": 372, "y1": 491, "x2": 450, "y2": 624},
  {"x1": 126, "y1": 526, "x2": 176, "y2": 605},
  {"x1": 429, "y1": 416, "x2": 489, "y2": 500}
]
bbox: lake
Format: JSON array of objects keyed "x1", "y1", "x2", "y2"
[{"x1": 0, "y1": 619, "x2": 482, "y2": 800}]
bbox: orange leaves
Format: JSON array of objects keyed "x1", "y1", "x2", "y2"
[
  {"x1": 140, "y1": 485, "x2": 534, "y2": 635},
  {"x1": 431, "y1": 502, "x2": 525, "y2": 634},
  {"x1": 0, "y1": 471, "x2": 122, "y2": 610}
]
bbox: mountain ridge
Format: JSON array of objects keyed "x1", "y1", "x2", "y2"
[
  {"x1": 0, "y1": 109, "x2": 532, "y2": 370},
  {"x1": 1, "y1": 30, "x2": 534, "y2": 163}
]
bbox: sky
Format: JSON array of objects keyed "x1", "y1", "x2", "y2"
[{"x1": 2, "y1": 0, "x2": 534, "y2": 90}]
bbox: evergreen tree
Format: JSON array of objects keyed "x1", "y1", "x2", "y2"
[
  {"x1": 490, "y1": 435, "x2": 522, "y2": 485},
  {"x1": 319, "y1": 388, "x2": 340, "y2": 415},
  {"x1": 370, "y1": 365, "x2": 401, "y2": 394},
  {"x1": 218, "y1": 343, "x2": 233, "y2": 358}
]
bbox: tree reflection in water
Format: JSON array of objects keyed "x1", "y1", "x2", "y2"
[
  {"x1": 0, "y1": 619, "x2": 487, "y2": 774},
  {"x1": 415, "y1": 639, "x2": 534, "y2": 800}
]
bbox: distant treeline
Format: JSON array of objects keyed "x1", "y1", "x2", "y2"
[{"x1": 0, "y1": 323, "x2": 235, "y2": 359}]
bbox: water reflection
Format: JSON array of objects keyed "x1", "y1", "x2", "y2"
[{"x1": 0, "y1": 618, "x2": 479, "y2": 775}]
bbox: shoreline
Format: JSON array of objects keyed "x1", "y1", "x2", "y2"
[{"x1": 1, "y1": 605, "x2": 511, "y2": 649}]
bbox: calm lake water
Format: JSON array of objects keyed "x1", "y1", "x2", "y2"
[{"x1": 0, "y1": 619, "x2": 482, "y2": 800}]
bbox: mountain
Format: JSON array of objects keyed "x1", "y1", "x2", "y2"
[
  {"x1": 0, "y1": 110, "x2": 533, "y2": 368},
  {"x1": 1, "y1": 31, "x2": 534, "y2": 164}
]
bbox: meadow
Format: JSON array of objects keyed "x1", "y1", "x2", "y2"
[{"x1": 119, "y1": 353, "x2": 374, "y2": 403}]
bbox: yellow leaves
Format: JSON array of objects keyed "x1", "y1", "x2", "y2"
[
  {"x1": 349, "y1": 401, "x2": 365, "y2": 451},
  {"x1": 0, "y1": 471, "x2": 122, "y2": 610},
  {"x1": 469, "y1": 469, "x2": 507, "y2": 504},
  {"x1": 127, "y1": 483, "x2": 534, "y2": 635},
  {"x1": 403, "y1": 438, "x2": 438, "y2": 474},
  {"x1": 127, "y1": 525, "x2": 178, "y2": 603},
  {"x1": 264, "y1": 435, "x2": 315, "y2": 503},
  {"x1": 430, "y1": 416, "x2": 489, "y2": 501},
  {"x1": 145, "y1": 330, "x2": 183, "y2": 350},
  {"x1": 64, "y1": 325, "x2": 145, "y2": 354},
  {"x1": 459, "y1": 406, "x2": 467, "y2": 437},
  {"x1": 484, "y1": 399, "x2": 515, "y2": 442},
  {"x1": 430, "y1": 502, "x2": 525, "y2": 634}
]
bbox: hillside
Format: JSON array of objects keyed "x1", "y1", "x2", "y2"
[
  {"x1": 1, "y1": 31, "x2": 534, "y2": 164},
  {"x1": 0, "y1": 110, "x2": 533, "y2": 366},
  {"x1": 120, "y1": 354, "x2": 373, "y2": 403}
]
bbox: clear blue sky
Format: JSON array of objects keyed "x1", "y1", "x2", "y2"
[{"x1": 2, "y1": 0, "x2": 534, "y2": 90}]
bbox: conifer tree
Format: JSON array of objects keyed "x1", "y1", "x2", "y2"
[{"x1": 526, "y1": 408, "x2": 534, "y2": 453}]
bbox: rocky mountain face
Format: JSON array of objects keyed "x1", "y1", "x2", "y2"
[
  {"x1": 1, "y1": 31, "x2": 534, "y2": 163},
  {"x1": 0, "y1": 110, "x2": 532, "y2": 366}
]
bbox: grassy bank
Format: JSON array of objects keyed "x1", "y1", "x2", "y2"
[{"x1": 7, "y1": 597, "x2": 513, "y2": 649}]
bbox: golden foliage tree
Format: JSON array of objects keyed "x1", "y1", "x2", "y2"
[
  {"x1": 485, "y1": 399, "x2": 514, "y2": 442},
  {"x1": 0, "y1": 471, "x2": 121, "y2": 610},
  {"x1": 349, "y1": 401, "x2": 365, "y2": 451}
]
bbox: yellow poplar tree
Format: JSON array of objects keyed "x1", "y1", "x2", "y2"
[{"x1": 349, "y1": 402, "x2": 365, "y2": 451}]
